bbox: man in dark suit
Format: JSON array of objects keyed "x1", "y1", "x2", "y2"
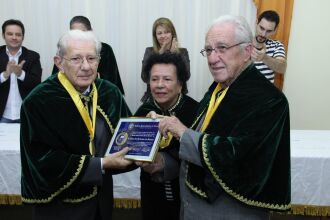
[
  {"x1": 0, "y1": 19, "x2": 42, "y2": 123},
  {"x1": 52, "y1": 16, "x2": 125, "y2": 95}
]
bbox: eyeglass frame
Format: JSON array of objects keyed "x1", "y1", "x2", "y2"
[
  {"x1": 60, "y1": 55, "x2": 101, "y2": 65},
  {"x1": 200, "y1": 42, "x2": 247, "y2": 57}
]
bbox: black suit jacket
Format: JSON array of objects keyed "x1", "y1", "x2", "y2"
[{"x1": 0, "y1": 45, "x2": 42, "y2": 117}]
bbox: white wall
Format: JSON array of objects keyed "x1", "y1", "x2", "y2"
[
  {"x1": 0, "y1": 0, "x2": 256, "y2": 112},
  {"x1": 283, "y1": 0, "x2": 330, "y2": 130},
  {"x1": 1, "y1": 0, "x2": 328, "y2": 129}
]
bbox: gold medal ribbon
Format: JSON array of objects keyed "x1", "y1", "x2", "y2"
[
  {"x1": 58, "y1": 72, "x2": 98, "y2": 155},
  {"x1": 200, "y1": 83, "x2": 228, "y2": 132},
  {"x1": 159, "y1": 133, "x2": 173, "y2": 149}
]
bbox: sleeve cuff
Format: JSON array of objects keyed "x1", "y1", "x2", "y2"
[
  {"x1": 0, "y1": 72, "x2": 7, "y2": 83},
  {"x1": 80, "y1": 157, "x2": 103, "y2": 185},
  {"x1": 179, "y1": 129, "x2": 203, "y2": 166},
  {"x1": 17, "y1": 70, "x2": 26, "y2": 80}
]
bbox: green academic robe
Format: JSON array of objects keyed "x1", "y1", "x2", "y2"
[
  {"x1": 20, "y1": 74, "x2": 130, "y2": 204},
  {"x1": 186, "y1": 64, "x2": 291, "y2": 211}
]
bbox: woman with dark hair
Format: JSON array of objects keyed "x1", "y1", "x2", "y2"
[
  {"x1": 141, "y1": 17, "x2": 190, "y2": 102},
  {"x1": 135, "y1": 52, "x2": 197, "y2": 220}
]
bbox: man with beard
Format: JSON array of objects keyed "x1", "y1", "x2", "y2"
[{"x1": 252, "y1": 10, "x2": 287, "y2": 83}]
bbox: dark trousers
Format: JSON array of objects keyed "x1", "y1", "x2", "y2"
[{"x1": 32, "y1": 198, "x2": 98, "y2": 220}]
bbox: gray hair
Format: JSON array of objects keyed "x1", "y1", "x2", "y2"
[
  {"x1": 208, "y1": 15, "x2": 253, "y2": 44},
  {"x1": 56, "y1": 30, "x2": 101, "y2": 57}
]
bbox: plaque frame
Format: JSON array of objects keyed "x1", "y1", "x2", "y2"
[{"x1": 106, "y1": 117, "x2": 161, "y2": 162}]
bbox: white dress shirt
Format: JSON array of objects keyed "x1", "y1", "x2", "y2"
[{"x1": 1, "y1": 47, "x2": 26, "y2": 120}]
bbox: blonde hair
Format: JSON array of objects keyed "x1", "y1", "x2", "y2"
[{"x1": 152, "y1": 17, "x2": 179, "y2": 52}]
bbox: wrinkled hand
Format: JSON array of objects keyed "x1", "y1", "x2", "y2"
[
  {"x1": 159, "y1": 115, "x2": 187, "y2": 140},
  {"x1": 5, "y1": 60, "x2": 25, "y2": 78},
  {"x1": 146, "y1": 111, "x2": 163, "y2": 119},
  {"x1": 135, "y1": 153, "x2": 164, "y2": 174},
  {"x1": 146, "y1": 111, "x2": 186, "y2": 139},
  {"x1": 103, "y1": 147, "x2": 133, "y2": 169}
]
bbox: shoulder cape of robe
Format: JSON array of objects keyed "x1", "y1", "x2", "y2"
[
  {"x1": 20, "y1": 74, "x2": 131, "y2": 204},
  {"x1": 186, "y1": 64, "x2": 291, "y2": 211}
]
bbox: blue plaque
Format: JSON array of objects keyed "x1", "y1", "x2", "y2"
[{"x1": 106, "y1": 118, "x2": 161, "y2": 162}]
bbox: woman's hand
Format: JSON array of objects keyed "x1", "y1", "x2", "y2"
[
  {"x1": 135, "y1": 153, "x2": 165, "y2": 174},
  {"x1": 170, "y1": 37, "x2": 178, "y2": 52}
]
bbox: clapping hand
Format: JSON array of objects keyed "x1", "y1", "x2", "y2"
[
  {"x1": 251, "y1": 45, "x2": 266, "y2": 61},
  {"x1": 5, "y1": 60, "x2": 26, "y2": 79},
  {"x1": 169, "y1": 37, "x2": 178, "y2": 52},
  {"x1": 159, "y1": 37, "x2": 178, "y2": 54}
]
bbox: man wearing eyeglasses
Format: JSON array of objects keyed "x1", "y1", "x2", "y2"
[
  {"x1": 150, "y1": 15, "x2": 290, "y2": 219},
  {"x1": 252, "y1": 10, "x2": 287, "y2": 83},
  {"x1": 52, "y1": 15, "x2": 125, "y2": 95},
  {"x1": 20, "y1": 30, "x2": 133, "y2": 220}
]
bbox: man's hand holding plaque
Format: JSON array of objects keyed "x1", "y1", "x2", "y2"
[
  {"x1": 147, "y1": 111, "x2": 188, "y2": 140},
  {"x1": 103, "y1": 147, "x2": 133, "y2": 169}
]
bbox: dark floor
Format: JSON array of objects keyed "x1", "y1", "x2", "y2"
[
  {"x1": 0, "y1": 205, "x2": 142, "y2": 220},
  {"x1": 0, "y1": 205, "x2": 329, "y2": 220}
]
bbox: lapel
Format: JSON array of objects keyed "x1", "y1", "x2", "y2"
[
  {"x1": 18, "y1": 46, "x2": 26, "y2": 66},
  {"x1": 0, "y1": 46, "x2": 9, "y2": 71}
]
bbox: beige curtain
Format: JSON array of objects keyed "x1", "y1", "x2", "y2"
[
  {"x1": 0, "y1": 0, "x2": 256, "y2": 112},
  {"x1": 253, "y1": 0, "x2": 294, "y2": 90}
]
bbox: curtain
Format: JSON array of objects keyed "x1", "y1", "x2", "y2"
[
  {"x1": 253, "y1": 0, "x2": 294, "y2": 90},
  {"x1": 0, "y1": 0, "x2": 256, "y2": 112}
]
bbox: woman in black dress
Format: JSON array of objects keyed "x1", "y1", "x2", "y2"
[{"x1": 135, "y1": 52, "x2": 198, "y2": 220}]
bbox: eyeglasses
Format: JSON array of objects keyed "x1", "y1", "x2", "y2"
[
  {"x1": 61, "y1": 55, "x2": 100, "y2": 65},
  {"x1": 200, "y1": 42, "x2": 247, "y2": 57}
]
